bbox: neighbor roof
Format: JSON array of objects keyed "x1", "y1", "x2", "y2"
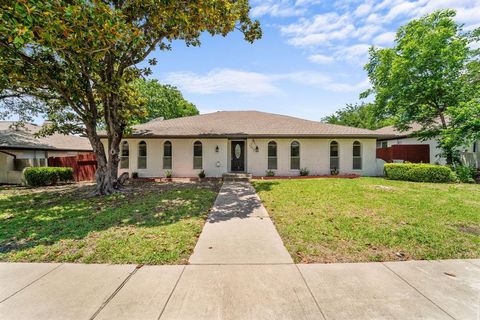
[
  {"x1": 111, "y1": 111, "x2": 389, "y2": 138},
  {"x1": 0, "y1": 121, "x2": 92, "y2": 151},
  {"x1": 375, "y1": 123, "x2": 428, "y2": 140}
]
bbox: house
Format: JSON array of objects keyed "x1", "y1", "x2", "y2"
[
  {"x1": 102, "y1": 111, "x2": 390, "y2": 178},
  {"x1": 0, "y1": 121, "x2": 93, "y2": 184},
  {"x1": 375, "y1": 124, "x2": 479, "y2": 166}
]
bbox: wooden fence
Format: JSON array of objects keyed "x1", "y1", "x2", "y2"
[
  {"x1": 48, "y1": 153, "x2": 96, "y2": 182},
  {"x1": 376, "y1": 144, "x2": 430, "y2": 163}
]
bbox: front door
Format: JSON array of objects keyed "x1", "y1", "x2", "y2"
[{"x1": 231, "y1": 141, "x2": 245, "y2": 172}]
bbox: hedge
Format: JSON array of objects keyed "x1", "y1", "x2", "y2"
[
  {"x1": 23, "y1": 167, "x2": 74, "y2": 187},
  {"x1": 384, "y1": 163, "x2": 456, "y2": 183}
]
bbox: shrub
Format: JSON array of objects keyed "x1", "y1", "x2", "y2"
[
  {"x1": 23, "y1": 167, "x2": 74, "y2": 187},
  {"x1": 452, "y1": 165, "x2": 476, "y2": 183},
  {"x1": 265, "y1": 169, "x2": 275, "y2": 177},
  {"x1": 164, "y1": 170, "x2": 172, "y2": 178},
  {"x1": 198, "y1": 170, "x2": 206, "y2": 178},
  {"x1": 384, "y1": 163, "x2": 455, "y2": 183},
  {"x1": 299, "y1": 168, "x2": 309, "y2": 176}
]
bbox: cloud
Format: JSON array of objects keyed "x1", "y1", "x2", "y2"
[
  {"x1": 163, "y1": 69, "x2": 370, "y2": 95},
  {"x1": 163, "y1": 69, "x2": 280, "y2": 95},
  {"x1": 276, "y1": 0, "x2": 480, "y2": 64},
  {"x1": 308, "y1": 54, "x2": 335, "y2": 64},
  {"x1": 334, "y1": 44, "x2": 372, "y2": 64},
  {"x1": 250, "y1": 0, "x2": 321, "y2": 18},
  {"x1": 373, "y1": 31, "x2": 396, "y2": 45}
]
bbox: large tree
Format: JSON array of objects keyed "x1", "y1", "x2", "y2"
[
  {"x1": 322, "y1": 102, "x2": 392, "y2": 130},
  {"x1": 362, "y1": 9, "x2": 479, "y2": 164},
  {"x1": 0, "y1": 0, "x2": 261, "y2": 194},
  {"x1": 132, "y1": 79, "x2": 198, "y2": 124}
]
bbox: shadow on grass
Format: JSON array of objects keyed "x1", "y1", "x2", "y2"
[
  {"x1": 251, "y1": 181, "x2": 280, "y2": 193},
  {"x1": 0, "y1": 182, "x2": 219, "y2": 256}
]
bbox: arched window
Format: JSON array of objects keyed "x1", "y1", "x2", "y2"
[
  {"x1": 330, "y1": 141, "x2": 339, "y2": 171},
  {"x1": 193, "y1": 141, "x2": 202, "y2": 169},
  {"x1": 353, "y1": 141, "x2": 362, "y2": 170},
  {"x1": 138, "y1": 141, "x2": 147, "y2": 169},
  {"x1": 163, "y1": 141, "x2": 172, "y2": 169},
  {"x1": 120, "y1": 141, "x2": 129, "y2": 169},
  {"x1": 290, "y1": 141, "x2": 300, "y2": 170},
  {"x1": 267, "y1": 141, "x2": 277, "y2": 170}
]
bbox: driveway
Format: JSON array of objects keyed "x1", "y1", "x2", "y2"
[{"x1": 0, "y1": 181, "x2": 479, "y2": 319}]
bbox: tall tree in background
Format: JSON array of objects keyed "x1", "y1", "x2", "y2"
[
  {"x1": 0, "y1": 0, "x2": 261, "y2": 194},
  {"x1": 132, "y1": 79, "x2": 198, "y2": 124},
  {"x1": 322, "y1": 102, "x2": 392, "y2": 130},
  {"x1": 362, "y1": 9, "x2": 479, "y2": 164}
]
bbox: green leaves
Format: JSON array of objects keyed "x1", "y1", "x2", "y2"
[
  {"x1": 363, "y1": 9, "x2": 480, "y2": 163},
  {"x1": 131, "y1": 79, "x2": 199, "y2": 124}
]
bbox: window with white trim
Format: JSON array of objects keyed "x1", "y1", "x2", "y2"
[
  {"x1": 330, "y1": 141, "x2": 339, "y2": 170},
  {"x1": 138, "y1": 141, "x2": 147, "y2": 169},
  {"x1": 353, "y1": 141, "x2": 362, "y2": 170},
  {"x1": 120, "y1": 141, "x2": 129, "y2": 169},
  {"x1": 268, "y1": 141, "x2": 277, "y2": 170},
  {"x1": 193, "y1": 141, "x2": 202, "y2": 169},
  {"x1": 290, "y1": 141, "x2": 300, "y2": 170},
  {"x1": 163, "y1": 141, "x2": 172, "y2": 169}
]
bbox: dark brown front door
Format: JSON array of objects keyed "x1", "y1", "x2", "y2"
[{"x1": 231, "y1": 141, "x2": 245, "y2": 172}]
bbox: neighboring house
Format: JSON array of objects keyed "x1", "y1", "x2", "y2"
[
  {"x1": 0, "y1": 121, "x2": 93, "y2": 184},
  {"x1": 375, "y1": 124, "x2": 479, "y2": 166},
  {"x1": 100, "y1": 111, "x2": 390, "y2": 178}
]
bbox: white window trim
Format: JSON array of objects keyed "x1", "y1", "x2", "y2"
[{"x1": 290, "y1": 140, "x2": 301, "y2": 171}]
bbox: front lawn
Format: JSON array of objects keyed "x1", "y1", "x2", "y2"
[
  {"x1": 253, "y1": 178, "x2": 480, "y2": 263},
  {"x1": 0, "y1": 181, "x2": 220, "y2": 264}
]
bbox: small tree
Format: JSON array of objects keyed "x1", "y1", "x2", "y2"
[
  {"x1": 0, "y1": 0, "x2": 261, "y2": 194},
  {"x1": 322, "y1": 102, "x2": 393, "y2": 130},
  {"x1": 132, "y1": 79, "x2": 198, "y2": 124},
  {"x1": 362, "y1": 9, "x2": 479, "y2": 164}
]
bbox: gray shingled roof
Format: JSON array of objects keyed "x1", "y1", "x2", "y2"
[
  {"x1": 0, "y1": 121, "x2": 92, "y2": 151},
  {"x1": 116, "y1": 111, "x2": 389, "y2": 138},
  {"x1": 375, "y1": 123, "x2": 426, "y2": 139}
]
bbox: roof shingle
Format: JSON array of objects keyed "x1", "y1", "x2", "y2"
[
  {"x1": 119, "y1": 111, "x2": 389, "y2": 138},
  {"x1": 0, "y1": 121, "x2": 92, "y2": 151}
]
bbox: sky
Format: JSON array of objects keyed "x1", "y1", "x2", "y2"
[{"x1": 143, "y1": 0, "x2": 480, "y2": 122}]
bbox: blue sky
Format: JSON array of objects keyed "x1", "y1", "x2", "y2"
[{"x1": 145, "y1": 0, "x2": 480, "y2": 121}]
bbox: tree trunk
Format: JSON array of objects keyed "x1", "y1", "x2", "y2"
[{"x1": 86, "y1": 123, "x2": 120, "y2": 195}]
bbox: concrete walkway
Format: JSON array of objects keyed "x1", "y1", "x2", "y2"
[
  {"x1": 1, "y1": 182, "x2": 479, "y2": 319},
  {"x1": 189, "y1": 181, "x2": 293, "y2": 264}
]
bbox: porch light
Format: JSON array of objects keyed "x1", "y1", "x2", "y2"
[
  {"x1": 215, "y1": 145, "x2": 219, "y2": 153},
  {"x1": 255, "y1": 146, "x2": 259, "y2": 152}
]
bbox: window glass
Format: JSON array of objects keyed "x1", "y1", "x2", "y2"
[
  {"x1": 163, "y1": 141, "x2": 172, "y2": 169},
  {"x1": 290, "y1": 141, "x2": 300, "y2": 170},
  {"x1": 193, "y1": 141, "x2": 202, "y2": 169}
]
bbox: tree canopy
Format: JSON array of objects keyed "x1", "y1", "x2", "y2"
[
  {"x1": 132, "y1": 79, "x2": 198, "y2": 124},
  {"x1": 322, "y1": 102, "x2": 393, "y2": 130},
  {"x1": 362, "y1": 9, "x2": 479, "y2": 163},
  {"x1": 0, "y1": 0, "x2": 261, "y2": 194}
]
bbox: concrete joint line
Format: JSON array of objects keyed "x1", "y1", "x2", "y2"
[
  {"x1": 381, "y1": 262, "x2": 456, "y2": 320},
  {"x1": 0, "y1": 263, "x2": 64, "y2": 304},
  {"x1": 89, "y1": 265, "x2": 141, "y2": 320},
  {"x1": 157, "y1": 265, "x2": 186, "y2": 320},
  {"x1": 295, "y1": 264, "x2": 327, "y2": 320},
  {"x1": 188, "y1": 262, "x2": 294, "y2": 266},
  {"x1": 464, "y1": 260, "x2": 480, "y2": 269}
]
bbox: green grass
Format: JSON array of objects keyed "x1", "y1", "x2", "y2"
[
  {"x1": 0, "y1": 181, "x2": 220, "y2": 264},
  {"x1": 253, "y1": 177, "x2": 480, "y2": 263}
]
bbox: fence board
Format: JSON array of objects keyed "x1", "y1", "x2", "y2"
[
  {"x1": 376, "y1": 144, "x2": 430, "y2": 163},
  {"x1": 48, "y1": 153, "x2": 96, "y2": 182}
]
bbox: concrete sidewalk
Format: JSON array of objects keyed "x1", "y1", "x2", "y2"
[
  {"x1": 189, "y1": 181, "x2": 293, "y2": 264},
  {"x1": 1, "y1": 182, "x2": 479, "y2": 319},
  {"x1": 0, "y1": 260, "x2": 479, "y2": 319}
]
